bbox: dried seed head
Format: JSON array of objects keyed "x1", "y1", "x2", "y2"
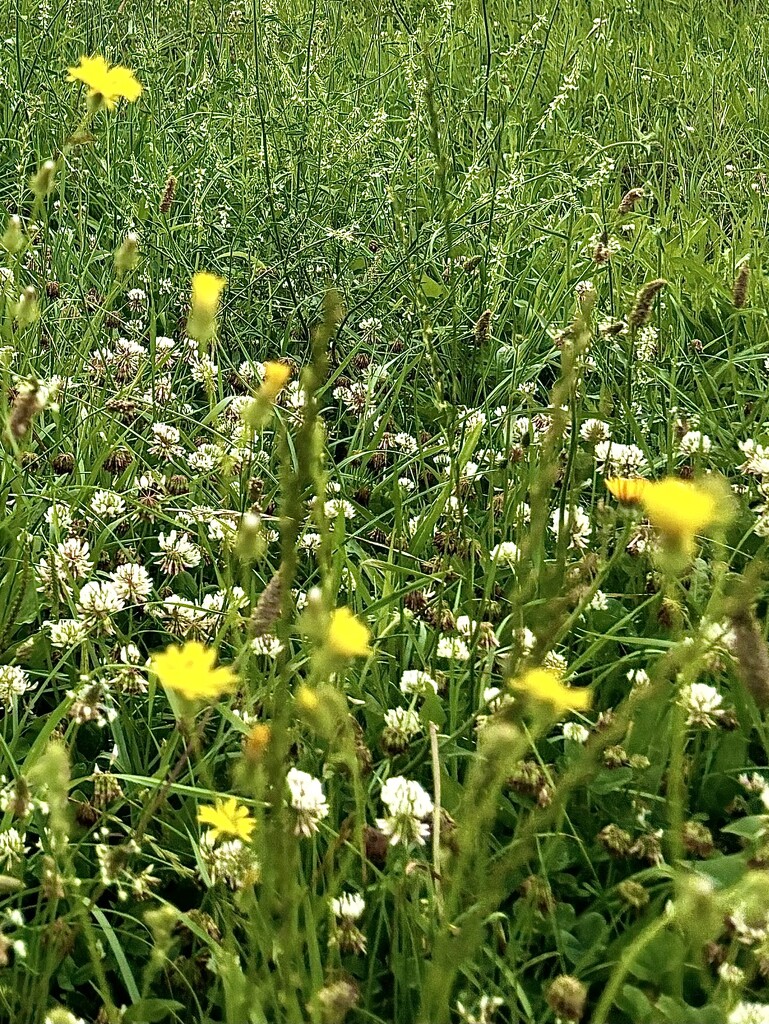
[
  {"x1": 597, "y1": 823, "x2": 633, "y2": 857},
  {"x1": 733, "y1": 260, "x2": 750, "y2": 309},
  {"x1": 474, "y1": 308, "x2": 492, "y2": 346},
  {"x1": 52, "y1": 452, "x2": 75, "y2": 475},
  {"x1": 727, "y1": 608, "x2": 769, "y2": 710},
  {"x1": 9, "y1": 381, "x2": 46, "y2": 440},
  {"x1": 682, "y1": 820, "x2": 714, "y2": 858},
  {"x1": 616, "y1": 879, "x2": 649, "y2": 910},
  {"x1": 546, "y1": 975, "x2": 588, "y2": 1022},
  {"x1": 159, "y1": 173, "x2": 177, "y2": 215},
  {"x1": 249, "y1": 568, "x2": 285, "y2": 638},
  {"x1": 629, "y1": 278, "x2": 666, "y2": 328},
  {"x1": 103, "y1": 447, "x2": 133, "y2": 474},
  {"x1": 45, "y1": 280, "x2": 61, "y2": 299},
  {"x1": 167, "y1": 474, "x2": 189, "y2": 496},
  {"x1": 618, "y1": 187, "x2": 645, "y2": 215}
]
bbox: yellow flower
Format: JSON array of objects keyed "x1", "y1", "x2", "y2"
[
  {"x1": 191, "y1": 271, "x2": 226, "y2": 319},
  {"x1": 326, "y1": 607, "x2": 372, "y2": 659},
  {"x1": 67, "y1": 55, "x2": 142, "y2": 110},
  {"x1": 639, "y1": 478, "x2": 718, "y2": 541},
  {"x1": 198, "y1": 796, "x2": 255, "y2": 843},
  {"x1": 150, "y1": 641, "x2": 237, "y2": 702},
  {"x1": 261, "y1": 360, "x2": 291, "y2": 401},
  {"x1": 187, "y1": 271, "x2": 226, "y2": 342},
  {"x1": 509, "y1": 667, "x2": 591, "y2": 714},
  {"x1": 605, "y1": 477, "x2": 649, "y2": 506}
]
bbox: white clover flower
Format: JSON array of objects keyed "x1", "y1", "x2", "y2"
[
  {"x1": 201, "y1": 837, "x2": 261, "y2": 890},
  {"x1": 77, "y1": 581, "x2": 125, "y2": 634},
  {"x1": 286, "y1": 768, "x2": 329, "y2": 837},
  {"x1": 191, "y1": 355, "x2": 218, "y2": 391},
  {"x1": 44, "y1": 1013, "x2": 86, "y2": 1024},
  {"x1": 44, "y1": 501, "x2": 73, "y2": 533},
  {"x1": 0, "y1": 828, "x2": 27, "y2": 868},
  {"x1": 456, "y1": 615, "x2": 478, "y2": 638},
  {"x1": 154, "y1": 594, "x2": 208, "y2": 637},
  {"x1": 550, "y1": 506, "x2": 591, "y2": 549},
  {"x1": 54, "y1": 538, "x2": 93, "y2": 579},
  {"x1": 543, "y1": 650, "x2": 569, "y2": 675},
  {"x1": 400, "y1": 670, "x2": 439, "y2": 696},
  {"x1": 126, "y1": 287, "x2": 147, "y2": 313},
  {"x1": 383, "y1": 707, "x2": 422, "y2": 742},
  {"x1": 109, "y1": 563, "x2": 154, "y2": 605},
  {"x1": 594, "y1": 440, "x2": 648, "y2": 475},
  {"x1": 718, "y1": 963, "x2": 745, "y2": 986},
  {"x1": 300, "y1": 532, "x2": 322, "y2": 552},
  {"x1": 188, "y1": 444, "x2": 224, "y2": 474},
  {"x1": 563, "y1": 722, "x2": 590, "y2": 744},
  {"x1": 679, "y1": 681, "x2": 723, "y2": 728},
  {"x1": 0, "y1": 665, "x2": 31, "y2": 706},
  {"x1": 677, "y1": 430, "x2": 711, "y2": 456},
  {"x1": 331, "y1": 892, "x2": 365, "y2": 921},
  {"x1": 514, "y1": 627, "x2": 537, "y2": 654},
  {"x1": 91, "y1": 490, "x2": 126, "y2": 520},
  {"x1": 251, "y1": 635, "x2": 284, "y2": 657},
  {"x1": 739, "y1": 439, "x2": 769, "y2": 476},
  {"x1": 587, "y1": 589, "x2": 609, "y2": 611},
  {"x1": 377, "y1": 776, "x2": 433, "y2": 847},
  {"x1": 579, "y1": 418, "x2": 611, "y2": 443},
  {"x1": 437, "y1": 636, "x2": 471, "y2": 662},
  {"x1": 156, "y1": 531, "x2": 202, "y2": 575},
  {"x1": 489, "y1": 541, "x2": 519, "y2": 567},
  {"x1": 47, "y1": 618, "x2": 88, "y2": 649},
  {"x1": 627, "y1": 668, "x2": 650, "y2": 693},
  {"x1": 728, "y1": 1003, "x2": 769, "y2": 1024},
  {"x1": 324, "y1": 498, "x2": 356, "y2": 520},
  {"x1": 149, "y1": 422, "x2": 183, "y2": 459}
]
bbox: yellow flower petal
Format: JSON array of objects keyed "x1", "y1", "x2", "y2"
[
  {"x1": 261, "y1": 360, "x2": 291, "y2": 401},
  {"x1": 191, "y1": 271, "x2": 227, "y2": 319},
  {"x1": 198, "y1": 796, "x2": 255, "y2": 843},
  {"x1": 67, "y1": 55, "x2": 142, "y2": 108},
  {"x1": 150, "y1": 641, "x2": 237, "y2": 703},
  {"x1": 326, "y1": 607, "x2": 371, "y2": 659},
  {"x1": 605, "y1": 477, "x2": 649, "y2": 506},
  {"x1": 509, "y1": 667, "x2": 591, "y2": 716},
  {"x1": 640, "y1": 478, "x2": 718, "y2": 539}
]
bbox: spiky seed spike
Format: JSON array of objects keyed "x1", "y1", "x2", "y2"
[
  {"x1": 474, "y1": 308, "x2": 492, "y2": 345},
  {"x1": 249, "y1": 568, "x2": 285, "y2": 638},
  {"x1": 728, "y1": 609, "x2": 769, "y2": 710},
  {"x1": 618, "y1": 187, "x2": 645, "y2": 215},
  {"x1": 733, "y1": 261, "x2": 751, "y2": 309},
  {"x1": 629, "y1": 278, "x2": 666, "y2": 328},
  {"x1": 159, "y1": 173, "x2": 177, "y2": 214}
]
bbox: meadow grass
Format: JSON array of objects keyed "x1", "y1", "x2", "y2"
[{"x1": 2, "y1": 0, "x2": 769, "y2": 1022}]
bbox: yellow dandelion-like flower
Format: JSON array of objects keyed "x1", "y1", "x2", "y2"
[
  {"x1": 605, "y1": 477, "x2": 649, "y2": 506},
  {"x1": 261, "y1": 360, "x2": 291, "y2": 402},
  {"x1": 67, "y1": 55, "x2": 142, "y2": 110},
  {"x1": 640, "y1": 478, "x2": 718, "y2": 541},
  {"x1": 326, "y1": 607, "x2": 372, "y2": 659},
  {"x1": 198, "y1": 796, "x2": 255, "y2": 843},
  {"x1": 191, "y1": 271, "x2": 226, "y2": 319},
  {"x1": 187, "y1": 271, "x2": 226, "y2": 342},
  {"x1": 509, "y1": 667, "x2": 591, "y2": 715},
  {"x1": 150, "y1": 640, "x2": 237, "y2": 702}
]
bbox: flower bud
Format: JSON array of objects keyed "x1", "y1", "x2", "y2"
[
  {"x1": 1, "y1": 215, "x2": 24, "y2": 254},
  {"x1": 114, "y1": 232, "x2": 139, "y2": 276},
  {"x1": 30, "y1": 160, "x2": 57, "y2": 198},
  {"x1": 14, "y1": 287, "x2": 39, "y2": 329}
]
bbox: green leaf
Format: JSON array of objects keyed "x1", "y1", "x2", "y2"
[
  {"x1": 123, "y1": 1000, "x2": 186, "y2": 1023},
  {"x1": 418, "y1": 271, "x2": 447, "y2": 300}
]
